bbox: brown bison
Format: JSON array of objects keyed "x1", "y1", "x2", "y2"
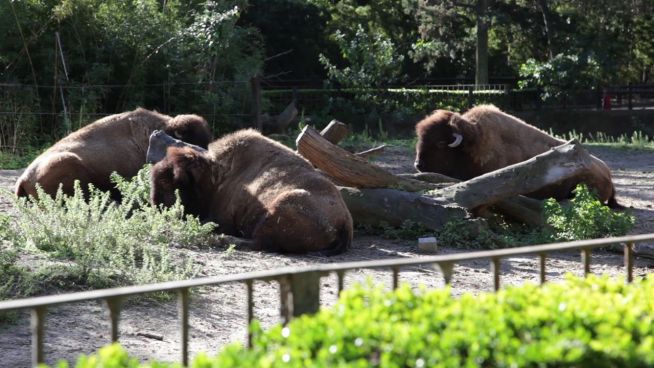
[
  {"x1": 414, "y1": 105, "x2": 620, "y2": 207},
  {"x1": 150, "y1": 129, "x2": 353, "y2": 255},
  {"x1": 15, "y1": 108, "x2": 212, "y2": 198}
]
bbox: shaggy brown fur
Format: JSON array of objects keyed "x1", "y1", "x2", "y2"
[
  {"x1": 15, "y1": 108, "x2": 212, "y2": 198},
  {"x1": 150, "y1": 129, "x2": 353, "y2": 255},
  {"x1": 415, "y1": 105, "x2": 619, "y2": 207}
]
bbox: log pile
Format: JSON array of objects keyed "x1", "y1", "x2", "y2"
[{"x1": 295, "y1": 124, "x2": 601, "y2": 231}]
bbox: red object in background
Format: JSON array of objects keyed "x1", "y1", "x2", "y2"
[{"x1": 602, "y1": 92, "x2": 612, "y2": 111}]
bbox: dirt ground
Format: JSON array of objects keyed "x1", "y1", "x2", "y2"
[{"x1": 0, "y1": 145, "x2": 653, "y2": 367}]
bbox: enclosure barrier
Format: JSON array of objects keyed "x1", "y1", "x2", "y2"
[{"x1": 0, "y1": 233, "x2": 652, "y2": 367}]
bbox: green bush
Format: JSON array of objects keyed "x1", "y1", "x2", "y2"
[
  {"x1": 0, "y1": 166, "x2": 215, "y2": 296},
  {"x1": 439, "y1": 184, "x2": 634, "y2": 249},
  {"x1": 53, "y1": 274, "x2": 654, "y2": 367},
  {"x1": 544, "y1": 185, "x2": 635, "y2": 241}
]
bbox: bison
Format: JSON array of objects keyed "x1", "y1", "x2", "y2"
[
  {"x1": 414, "y1": 104, "x2": 620, "y2": 207},
  {"x1": 149, "y1": 129, "x2": 353, "y2": 255},
  {"x1": 14, "y1": 108, "x2": 212, "y2": 199}
]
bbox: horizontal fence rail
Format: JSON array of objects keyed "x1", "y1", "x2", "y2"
[{"x1": 1, "y1": 233, "x2": 653, "y2": 366}]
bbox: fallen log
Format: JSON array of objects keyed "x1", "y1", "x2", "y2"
[
  {"x1": 339, "y1": 187, "x2": 468, "y2": 230},
  {"x1": 298, "y1": 125, "x2": 545, "y2": 225},
  {"x1": 433, "y1": 140, "x2": 594, "y2": 209},
  {"x1": 297, "y1": 125, "x2": 431, "y2": 191},
  {"x1": 399, "y1": 172, "x2": 544, "y2": 225}
]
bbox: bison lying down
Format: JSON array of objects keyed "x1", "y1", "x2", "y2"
[
  {"x1": 15, "y1": 108, "x2": 212, "y2": 199},
  {"x1": 415, "y1": 105, "x2": 620, "y2": 207},
  {"x1": 149, "y1": 129, "x2": 353, "y2": 255}
]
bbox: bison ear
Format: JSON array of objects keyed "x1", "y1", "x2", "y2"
[
  {"x1": 447, "y1": 113, "x2": 477, "y2": 145},
  {"x1": 172, "y1": 150, "x2": 209, "y2": 186}
]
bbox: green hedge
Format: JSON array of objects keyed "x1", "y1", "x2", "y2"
[{"x1": 51, "y1": 275, "x2": 654, "y2": 367}]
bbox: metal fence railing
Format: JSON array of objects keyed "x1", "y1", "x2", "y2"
[{"x1": 0, "y1": 233, "x2": 652, "y2": 366}]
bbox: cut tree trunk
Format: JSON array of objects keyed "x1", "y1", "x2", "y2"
[
  {"x1": 320, "y1": 120, "x2": 349, "y2": 144},
  {"x1": 297, "y1": 125, "x2": 431, "y2": 191},
  {"x1": 339, "y1": 187, "x2": 468, "y2": 230}
]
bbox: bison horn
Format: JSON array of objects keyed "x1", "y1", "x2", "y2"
[
  {"x1": 448, "y1": 133, "x2": 463, "y2": 148},
  {"x1": 174, "y1": 131, "x2": 183, "y2": 139}
]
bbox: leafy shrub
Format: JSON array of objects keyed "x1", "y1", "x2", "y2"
[
  {"x1": 439, "y1": 184, "x2": 634, "y2": 249},
  {"x1": 54, "y1": 275, "x2": 654, "y2": 367},
  {"x1": 1, "y1": 166, "x2": 215, "y2": 295},
  {"x1": 544, "y1": 184, "x2": 635, "y2": 241}
]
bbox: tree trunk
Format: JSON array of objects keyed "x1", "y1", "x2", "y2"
[
  {"x1": 297, "y1": 126, "x2": 431, "y2": 191},
  {"x1": 434, "y1": 140, "x2": 593, "y2": 209},
  {"x1": 536, "y1": 0, "x2": 554, "y2": 60},
  {"x1": 298, "y1": 125, "x2": 546, "y2": 226},
  {"x1": 320, "y1": 120, "x2": 349, "y2": 144},
  {"x1": 475, "y1": 0, "x2": 490, "y2": 86},
  {"x1": 339, "y1": 187, "x2": 468, "y2": 230}
]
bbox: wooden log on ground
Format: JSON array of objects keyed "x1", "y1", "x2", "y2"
[
  {"x1": 433, "y1": 140, "x2": 594, "y2": 209},
  {"x1": 397, "y1": 172, "x2": 460, "y2": 184},
  {"x1": 298, "y1": 125, "x2": 545, "y2": 226},
  {"x1": 400, "y1": 171, "x2": 544, "y2": 225},
  {"x1": 339, "y1": 187, "x2": 468, "y2": 230},
  {"x1": 297, "y1": 126, "x2": 430, "y2": 191},
  {"x1": 320, "y1": 120, "x2": 349, "y2": 144}
]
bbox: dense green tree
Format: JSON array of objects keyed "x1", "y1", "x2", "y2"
[
  {"x1": 240, "y1": 0, "x2": 329, "y2": 80},
  {"x1": 0, "y1": 0, "x2": 263, "y2": 138}
]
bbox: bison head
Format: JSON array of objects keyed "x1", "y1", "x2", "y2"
[
  {"x1": 414, "y1": 110, "x2": 477, "y2": 180},
  {"x1": 164, "y1": 114, "x2": 213, "y2": 149},
  {"x1": 151, "y1": 146, "x2": 211, "y2": 219}
]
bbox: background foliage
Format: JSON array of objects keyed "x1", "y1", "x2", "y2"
[{"x1": 1, "y1": 0, "x2": 653, "y2": 152}]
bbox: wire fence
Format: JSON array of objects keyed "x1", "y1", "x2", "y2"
[{"x1": 1, "y1": 81, "x2": 653, "y2": 154}]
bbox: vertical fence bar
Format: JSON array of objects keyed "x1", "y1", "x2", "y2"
[
  {"x1": 278, "y1": 276, "x2": 292, "y2": 325},
  {"x1": 436, "y1": 262, "x2": 454, "y2": 286},
  {"x1": 624, "y1": 242, "x2": 634, "y2": 283},
  {"x1": 105, "y1": 297, "x2": 121, "y2": 343},
  {"x1": 491, "y1": 258, "x2": 501, "y2": 291},
  {"x1": 581, "y1": 248, "x2": 591, "y2": 277},
  {"x1": 31, "y1": 307, "x2": 46, "y2": 367},
  {"x1": 391, "y1": 267, "x2": 399, "y2": 290},
  {"x1": 336, "y1": 271, "x2": 345, "y2": 296},
  {"x1": 177, "y1": 288, "x2": 190, "y2": 366},
  {"x1": 539, "y1": 253, "x2": 547, "y2": 285},
  {"x1": 246, "y1": 280, "x2": 254, "y2": 348}
]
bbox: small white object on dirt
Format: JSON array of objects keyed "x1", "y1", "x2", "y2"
[{"x1": 418, "y1": 237, "x2": 438, "y2": 252}]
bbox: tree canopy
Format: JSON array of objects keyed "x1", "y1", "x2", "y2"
[{"x1": 0, "y1": 0, "x2": 652, "y2": 140}]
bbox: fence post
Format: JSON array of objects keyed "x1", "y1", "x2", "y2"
[
  {"x1": 290, "y1": 271, "x2": 322, "y2": 318},
  {"x1": 467, "y1": 86, "x2": 474, "y2": 108},
  {"x1": 31, "y1": 307, "x2": 46, "y2": 367},
  {"x1": 250, "y1": 75, "x2": 262, "y2": 131},
  {"x1": 628, "y1": 83, "x2": 633, "y2": 110}
]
